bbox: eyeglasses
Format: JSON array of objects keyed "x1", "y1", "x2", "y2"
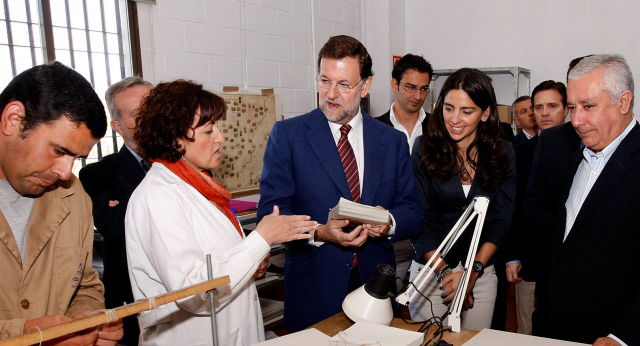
[
  {"x1": 317, "y1": 77, "x2": 362, "y2": 94},
  {"x1": 400, "y1": 83, "x2": 429, "y2": 95}
]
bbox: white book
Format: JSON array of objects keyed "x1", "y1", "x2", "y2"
[
  {"x1": 328, "y1": 322, "x2": 423, "y2": 346},
  {"x1": 328, "y1": 198, "x2": 389, "y2": 225}
]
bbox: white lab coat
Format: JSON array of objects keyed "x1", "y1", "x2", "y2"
[{"x1": 125, "y1": 163, "x2": 270, "y2": 345}]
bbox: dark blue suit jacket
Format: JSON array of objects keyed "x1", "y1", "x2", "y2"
[
  {"x1": 532, "y1": 123, "x2": 640, "y2": 345},
  {"x1": 258, "y1": 108, "x2": 422, "y2": 331}
]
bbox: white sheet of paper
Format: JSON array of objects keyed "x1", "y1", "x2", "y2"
[
  {"x1": 463, "y1": 329, "x2": 589, "y2": 346},
  {"x1": 327, "y1": 322, "x2": 423, "y2": 346},
  {"x1": 251, "y1": 328, "x2": 330, "y2": 346}
]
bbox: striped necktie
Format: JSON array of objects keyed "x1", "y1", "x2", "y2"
[
  {"x1": 338, "y1": 124, "x2": 360, "y2": 203},
  {"x1": 338, "y1": 124, "x2": 360, "y2": 268}
]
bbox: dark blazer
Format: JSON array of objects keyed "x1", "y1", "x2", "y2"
[
  {"x1": 258, "y1": 108, "x2": 422, "y2": 332},
  {"x1": 376, "y1": 109, "x2": 430, "y2": 130},
  {"x1": 79, "y1": 145, "x2": 145, "y2": 345},
  {"x1": 513, "y1": 131, "x2": 531, "y2": 147},
  {"x1": 505, "y1": 135, "x2": 539, "y2": 281},
  {"x1": 522, "y1": 123, "x2": 582, "y2": 252},
  {"x1": 411, "y1": 139, "x2": 516, "y2": 267},
  {"x1": 532, "y1": 123, "x2": 640, "y2": 345}
]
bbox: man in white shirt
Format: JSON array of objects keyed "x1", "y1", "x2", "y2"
[
  {"x1": 377, "y1": 53, "x2": 433, "y2": 153},
  {"x1": 532, "y1": 54, "x2": 638, "y2": 346},
  {"x1": 377, "y1": 54, "x2": 432, "y2": 291}
]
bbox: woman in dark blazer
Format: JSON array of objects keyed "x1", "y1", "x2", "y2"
[{"x1": 408, "y1": 68, "x2": 516, "y2": 330}]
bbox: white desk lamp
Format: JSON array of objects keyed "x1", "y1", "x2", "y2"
[
  {"x1": 342, "y1": 264, "x2": 396, "y2": 325},
  {"x1": 395, "y1": 196, "x2": 490, "y2": 332}
]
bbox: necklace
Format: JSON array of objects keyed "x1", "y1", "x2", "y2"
[
  {"x1": 460, "y1": 164, "x2": 471, "y2": 182},
  {"x1": 458, "y1": 156, "x2": 474, "y2": 184}
]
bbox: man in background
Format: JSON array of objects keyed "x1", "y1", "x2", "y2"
[
  {"x1": 512, "y1": 95, "x2": 537, "y2": 147},
  {"x1": 80, "y1": 77, "x2": 152, "y2": 345},
  {"x1": 377, "y1": 53, "x2": 432, "y2": 291},
  {"x1": 505, "y1": 80, "x2": 571, "y2": 334},
  {"x1": 258, "y1": 35, "x2": 422, "y2": 331},
  {"x1": 531, "y1": 80, "x2": 569, "y2": 131},
  {"x1": 377, "y1": 53, "x2": 432, "y2": 151},
  {"x1": 0, "y1": 62, "x2": 122, "y2": 344}
]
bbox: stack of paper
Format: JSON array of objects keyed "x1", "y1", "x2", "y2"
[
  {"x1": 328, "y1": 322, "x2": 423, "y2": 346},
  {"x1": 259, "y1": 298, "x2": 284, "y2": 326},
  {"x1": 328, "y1": 198, "x2": 389, "y2": 225}
]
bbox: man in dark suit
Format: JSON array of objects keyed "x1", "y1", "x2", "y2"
[
  {"x1": 532, "y1": 54, "x2": 639, "y2": 345},
  {"x1": 258, "y1": 35, "x2": 422, "y2": 332},
  {"x1": 512, "y1": 95, "x2": 537, "y2": 147},
  {"x1": 376, "y1": 53, "x2": 432, "y2": 292},
  {"x1": 506, "y1": 80, "x2": 572, "y2": 334},
  {"x1": 79, "y1": 77, "x2": 152, "y2": 345}
]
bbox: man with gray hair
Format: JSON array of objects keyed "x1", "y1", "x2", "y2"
[
  {"x1": 512, "y1": 95, "x2": 537, "y2": 147},
  {"x1": 532, "y1": 54, "x2": 639, "y2": 345},
  {"x1": 79, "y1": 76, "x2": 152, "y2": 345}
]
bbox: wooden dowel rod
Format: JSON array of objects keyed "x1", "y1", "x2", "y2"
[{"x1": 0, "y1": 276, "x2": 230, "y2": 346}]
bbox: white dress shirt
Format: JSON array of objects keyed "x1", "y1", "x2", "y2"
[
  {"x1": 389, "y1": 102, "x2": 427, "y2": 154},
  {"x1": 564, "y1": 120, "x2": 636, "y2": 240},
  {"x1": 309, "y1": 109, "x2": 396, "y2": 246}
]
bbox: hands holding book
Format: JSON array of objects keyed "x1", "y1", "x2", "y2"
[
  {"x1": 315, "y1": 198, "x2": 392, "y2": 247},
  {"x1": 314, "y1": 219, "x2": 368, "y2": 247}
]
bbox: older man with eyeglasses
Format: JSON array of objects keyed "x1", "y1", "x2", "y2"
[{"x1": 258, "y1": 35, "x2": 422, "y2": 332}]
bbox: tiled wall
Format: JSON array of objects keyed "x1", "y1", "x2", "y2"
[{"x1": 138, "y1": 0, "x2": 361, "y2": 118}]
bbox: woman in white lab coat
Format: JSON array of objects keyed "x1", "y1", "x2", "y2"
[{"x1": 125, "y1": 80, "x2": 316, "y2": 345}]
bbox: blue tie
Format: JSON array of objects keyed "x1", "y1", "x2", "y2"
[{"x1": 140, "y1": 159, "x2": 149, "y2": 173}]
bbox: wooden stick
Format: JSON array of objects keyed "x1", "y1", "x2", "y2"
[{"x1": 0, "y1": 276, "x2": 230, "y2": 346}]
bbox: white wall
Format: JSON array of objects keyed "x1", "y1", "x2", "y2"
[
  {"x1": 401, "y1": 0, "x2": 640, "y2": 117},
  {"x1": 137, "y1": 1, "x2": 640, "y2": 119},
  {"x1": 137, "y1": 0, "x2": 361, "y2": 118},
  {"x1": 363, "y1": 0, "x2": 406, "y2": 117}
]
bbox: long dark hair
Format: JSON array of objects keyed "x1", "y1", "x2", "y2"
[{"x1": 421, "y1": 68, "x2": 509, "y2": 191}]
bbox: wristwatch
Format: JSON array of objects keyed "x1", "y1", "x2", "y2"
[{"x1": 472, "y1": 260, "x2": 485, "y2": 278}]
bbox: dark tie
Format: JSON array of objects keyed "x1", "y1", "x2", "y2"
[
  {"x1": 338, "y1": 124, "x2": 360, "y2": 268},
  {"x1": 140, "y1": 159, "x2": 149, "y2": 173},
  {"x1": 338, "y1": 124, "x2": 361, "y2": 203}
]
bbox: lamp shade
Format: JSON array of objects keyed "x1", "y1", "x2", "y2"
[{"x1": 342, "y1": 264, "x2": 395, "y2": 325}]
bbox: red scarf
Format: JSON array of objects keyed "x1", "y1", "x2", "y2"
[{"x1": 153, "y1": 159, "x2": 243, "y2": 238}]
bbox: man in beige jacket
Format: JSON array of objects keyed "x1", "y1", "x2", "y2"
[{"x1": 0, "y1": 62, "x2": 123, "y2": 344}]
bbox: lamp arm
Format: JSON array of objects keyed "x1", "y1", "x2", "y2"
[
  {"x1": 395, "y1": 202, "x2": 476, "y2": 305},
  {"x1": 395, "y1": 196, "x2": 490, "y2": 333},
  {"x1": 448, "y1": 202, "x2": 487, "y2": 332}
]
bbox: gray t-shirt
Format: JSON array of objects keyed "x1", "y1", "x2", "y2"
[{"x1": 0, "y1": 179, "x2": 35, "y2": 261}]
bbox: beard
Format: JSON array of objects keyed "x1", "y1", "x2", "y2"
[{"x1": 320, "y1": 93, "x2": 362, "y2": 124}]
